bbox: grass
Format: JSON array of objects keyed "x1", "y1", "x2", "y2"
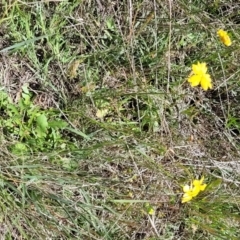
[{"x1": 0, "y1": 0, "x2": 240, "y2": 239}]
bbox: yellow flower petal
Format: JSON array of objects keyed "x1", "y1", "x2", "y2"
[
  {"x1": 191, "y1": 186, "x2": 201, "y2": 197},
  {"x1": 200, "y1": 176, "x2": 205, "y2": 184},
  {"x1": 181, "y1": 176, "x2": 207, "y2": 203},
  {"x1": 193, "y1": 179, "x2": 201, "y2": 186},
  {"x1": 200, "y1": 74, "x2": 212, "y2": 91},
  {"x1": 217, "y1": 29, "x2": 232, "y2": 46},
  {"x1": 192, "y1": 62, "x2": 207, "y2": 75},
  {"x1": 188, "y1": 62, "x2": 212, "y2": 90},
  {"x1": 200, "y1": 184, "x2": 207, "y2": 191},
  {"x1": 188, "y1": 74, "x2": 201, "y2": 87},
  {"x1": 182, "y1": 193, "x2": 193, "y2": 203}
]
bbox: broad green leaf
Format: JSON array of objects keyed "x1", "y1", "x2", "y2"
[
  {"x1": 36, "y1": 114, "x2": 48, "y2": 133},
  {"x1": 48, "y1": 120, "x2": 68, "y2": 129},
  {"x1": 22, "y1": 85, "x2": 30, "y2": 94}
]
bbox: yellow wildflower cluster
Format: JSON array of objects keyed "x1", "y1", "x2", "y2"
[
  {"x1": 217, "y1": 29, "x2": 232, "y2": 46},
  {"x1": 181, "y1": 176, "x2": 207, "y2": 203},
  {"x1": 188, "y1": 62, "x2": 212, "y2": 91},
  {"x1": 187, "y1": 29, "x2": 232, "y2": 91}
]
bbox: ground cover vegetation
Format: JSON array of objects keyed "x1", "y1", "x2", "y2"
[{"x1": 0, "y1": 0, "x2": 240, "y2": 239}]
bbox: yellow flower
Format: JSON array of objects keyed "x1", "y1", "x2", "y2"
[
  {"x1": 148, "y1": 207, "x2": 155, "y2": 215},
  {"x1": 188, "y1": 62, "x2": 212, "y2": 91},
  {"x1": 217, "y1": 29, "x2": 232, "y2": 46},
  {"x1": 144, "y1": 203, "x2": 155, "y2": 215},
  {"x1": 181, "y1": 176, "x2": 207, "y2": 203}
]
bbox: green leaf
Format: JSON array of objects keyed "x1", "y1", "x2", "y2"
[
  {"x1": 7, "y1": 104, "x2": 19, "y2": 116},
  {"x1": 36, "y1": 114, "x2": 48, "y2": 133},
  {"x1": 48, "y1": 120, "x2": 68, "y2": 129},
  {"x1": 11, "y1": 143, "x2": 28, "y2": 154},
  {"x1": 206, "y1": 178, "x2": 222, "y2": 192},
  {"x1": 22, "y1": 85, "x2": 30, "y2": 94},
  {"x1": 21, "y1": 85, "x2": 31, "y2": 105},
  {"x1": 106, "y1": 18, "x2": 115, "y2": 31},
  {"x1": 0, "y1": 90, "x2": 10, "y2": 105},
  {"x1": 66, "y1": 127, "x2": 90, "y2": 140},
  {"x1": 0, "y1": 35, "x2": 48, "y2": 53}
]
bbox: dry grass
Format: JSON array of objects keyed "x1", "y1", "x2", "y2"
[{"x1": 0, "y1": 0, "x2": 240, "y2": 239}]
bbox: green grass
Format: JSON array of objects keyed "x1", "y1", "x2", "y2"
[{"x1": 0, "y1": 0, "x2": 240, "y2": 239}]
